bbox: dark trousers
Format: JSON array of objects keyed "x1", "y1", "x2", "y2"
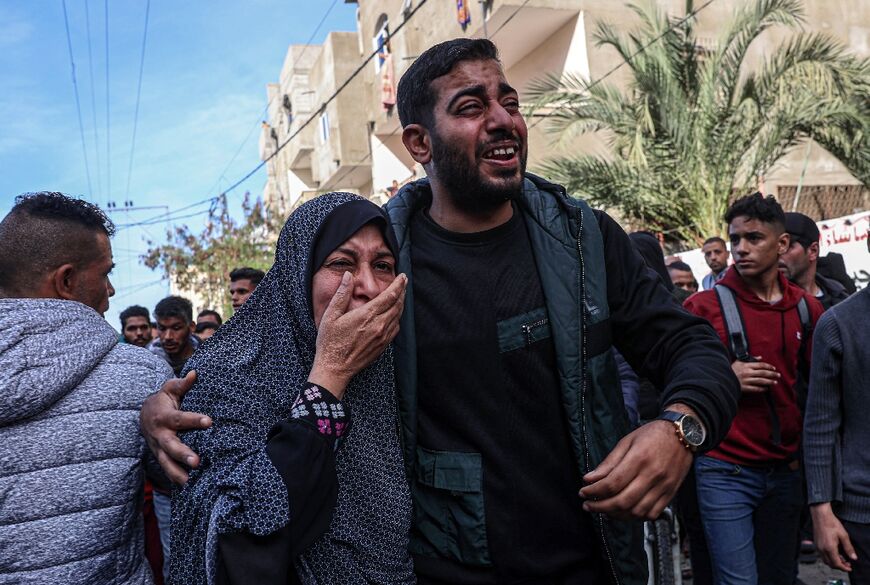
[
  {"x1": 842, "y1": 519, "x2": 870, "y2": 585},
  {"x1": 677, "y1": 465, "x2": 713, "y2": 585}
]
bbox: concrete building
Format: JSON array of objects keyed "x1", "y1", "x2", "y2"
[
  {"x1": 260, "y1": 0, "x2": 868, "y2": 216},
  {"x1": 261, "y1": 33, "x2": 373, "y2": 214}
]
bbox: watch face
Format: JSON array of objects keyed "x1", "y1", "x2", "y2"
[{"x1": 680, "y1": 416, "x2": 706, "y2": 447}]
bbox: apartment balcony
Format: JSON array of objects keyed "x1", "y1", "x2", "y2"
[
  {"x1": 285, "y1": 115, "x2": 316, "y2": 170},
  {"x1": 259, "y1": 123, "x2": 278, "y2": 164}
]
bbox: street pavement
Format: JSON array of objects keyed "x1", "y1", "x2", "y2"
[
  {"x1": 798, "y1": 557, "x2": 850, "y2": 585},
  {"x1": 682, "y1": 557, "x2": 851, "y2": 585}
]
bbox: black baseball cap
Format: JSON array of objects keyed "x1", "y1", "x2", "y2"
[{"x1": 784, "y1": 212, "x2": 820, "y2": 248}]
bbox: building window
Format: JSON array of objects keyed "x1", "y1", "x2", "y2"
[
  {"x1": 319, "y1": 112, "x2": 330, "y2": 144},
  {"x1": 372, "y1": 15, "x2": 390, "y2": 73}
]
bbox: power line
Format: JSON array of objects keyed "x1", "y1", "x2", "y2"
[
  {"x1": 120, "y1": 0, "x2": 432, "y2": 232},
  {"x1": 124, "y1": 0, "x2": 151, "y2": 201},
  {"x1": 84, "y1": 0, "x2": 102, "y2": 202},
  {"x1": 489, "y1": 0, "x2": 532, "y2": 39},
  {"x1": 217, "y1": 0, "x2": 431, "y2": 201},
  {"x1": 104, "y1": 0, "x2": 111, "y2": 201},
  {"x1": 199, "y1": 0, "x2": 341, "y2": 206},
  {"x1": 528, "y1": 0, "x2": 718, "y2": 131},
  {"x1": 112, "y1": 278, "x2": 166, "y2": 300},
  {"x1": 119, "y1": 0, "x2": 431, "y2": 232},
  {"x1": 116, "y1": 207, "x2": 214, "y2": 230},
  {"x1": 61, "y1": 0, "x2": 94, "y2": 198}
]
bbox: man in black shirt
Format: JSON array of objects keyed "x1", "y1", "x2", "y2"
[{"x1": 141, "y1": 39, "x2": 739, "y2": 584}]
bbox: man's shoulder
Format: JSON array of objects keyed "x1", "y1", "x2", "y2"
[
  {"x1": 101, "y1": 343, "x2": 174, "y2": 388},
  {"x1": 825, "y1": 286, "x2": 869, "y2": 323},
  {"x1": 816, "y1": 273, "x2": 849, "y2": 303},
  {"x1": 683, "y1": 289, "x2": 719, "y2": 314},
  {"x1": 786, "y1": 281, "x2": 825, "y2": 323}
]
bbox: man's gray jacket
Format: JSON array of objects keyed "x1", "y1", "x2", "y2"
[{"x1": 0, "y1": 299, "x2": 172, "y2": 584}]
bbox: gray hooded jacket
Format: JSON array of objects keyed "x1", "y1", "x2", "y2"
[{"x1": 0, "y1": 299, "x2": 172, "y2": 584}]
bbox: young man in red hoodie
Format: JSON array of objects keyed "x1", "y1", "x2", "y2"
[{"x1": 684, "y1": 193, "x2": 824, "y2": 585}]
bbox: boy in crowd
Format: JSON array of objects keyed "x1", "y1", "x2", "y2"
[
  {"x1": 150, "y1": 296, "x2": 199, "y2": 377},
  {"x1": 120, "y1": 304, "x2": 153, "y2": 347},
  {"x1": 229, "y1": 267, "x2": 264, "y2": 311},
  {"x1": 684, "y1": 193, "x2": 824, "y2": 585}
]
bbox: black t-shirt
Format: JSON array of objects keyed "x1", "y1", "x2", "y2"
[{"x1": 410, "y1": 205, "x2": 601, "y2": 584}]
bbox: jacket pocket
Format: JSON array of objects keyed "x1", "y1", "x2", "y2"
[
  {"x1": 496, "y1": 307, "x2": 551, "y2": 353},
  {"x1": 409, "y1": 447, "x2": 491, "y2": 566}
]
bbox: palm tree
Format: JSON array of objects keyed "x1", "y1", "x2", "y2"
[{"x1": 526, "y1": 0, "x2": 870, "y2": 246}]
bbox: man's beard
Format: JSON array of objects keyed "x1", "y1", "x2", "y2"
[{"x1": 430, "y1": 130, "x2": 526, "y2": 215}]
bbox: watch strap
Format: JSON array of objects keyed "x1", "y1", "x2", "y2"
[{"x1": 656, "y1": 410, "x2": 683, "y2": 424}]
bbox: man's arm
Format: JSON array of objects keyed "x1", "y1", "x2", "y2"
[
  {"x1": 803, "y1": 311, "x2": 856, "y2": 571},
  {"x1": 596, "y1": 212, "x2": 739, "y2": 444},
  {"x1": 580, "y1": 211, "x2": 739, "y2": 520}
]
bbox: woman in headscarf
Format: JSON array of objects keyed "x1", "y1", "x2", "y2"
[{"x1": 169, "y1": 193, "x2": 414, "y2": 585}]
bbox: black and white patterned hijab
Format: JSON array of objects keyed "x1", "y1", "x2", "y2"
[{"x1": 170, "y1": 192, "x2": 414, "y2": 584}]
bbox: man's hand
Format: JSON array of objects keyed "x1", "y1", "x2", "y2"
[
  {"x1": 812, "y1": 503, "x2": 857, "y2": 572},
  {"x1": 309, "y1": 272, "x2": 407, "y2": 399},
  {"x1": 579, "y1": 407, "x2": 694, "y2": 520},
  {"x1": 140, "y1": 371, "x2": 212, "y2": 485},
  {"x1": 731, "y1": 358, "x2": 780, "y2": 393}
]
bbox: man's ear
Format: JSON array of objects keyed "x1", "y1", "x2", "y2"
[
  {"x1": 808, "y1": 241, "x2": 820, "y2": 262},
  {"x1": 402, "y1": 124, "x2": 432, "y2": 165},
  {"x1": 777, "y1": 232, "x2": 790, "y2": 256},
  {"x1": 188, "y1": 321, "x2": 196, "y2": 335},
  {"x1": 51, "y1": 264, "x2": 78, "y2": 301}
]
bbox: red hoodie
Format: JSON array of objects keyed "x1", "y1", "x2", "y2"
[{"x1": 684, "y1": 267, "x2": 823, "y2": 466}]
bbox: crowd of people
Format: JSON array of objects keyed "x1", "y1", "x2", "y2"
[{"x1": 0, "y1": 37, "x2": 867, "y2": 585}]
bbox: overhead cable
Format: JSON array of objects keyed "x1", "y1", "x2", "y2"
[
  {"x1": 135, "y1": 0, "x2": 344, "y2": 231},
  {"x1": 124, "y1": 0, "x2": 151, "y2": 201},
  {"x1": 119, "y1": 0, "x2": 431, "y2": 231},
  {"x1": 61, "y1": 0, "x2": 94, "y2": 198},
  {"x1": 216, "y1": 0, "x2": 431, "y2": 201},
  {"x1": 84, "y1": 0, "x2": 102, "y2": 202},
  {"x1": 105, "y1": 0, "x2": 111, "y2": 201}
]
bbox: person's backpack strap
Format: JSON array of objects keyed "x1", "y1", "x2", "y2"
[
  {"x1": 796, "y1": 297, "x2": 812, "y2": 340},
  {"x1": 714, "y1": 285, "x2": 751, "y2": 362},
  {"x1": 794, "y1": 296, "x2": 814, "y2": 414},
  {"x1": 713, "y1": 284, "x2": 782, "y2": 446}
]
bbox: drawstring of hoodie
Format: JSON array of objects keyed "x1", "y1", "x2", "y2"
[{"x1": 765, "y1": 312, "x2": 787, "y2": 447}]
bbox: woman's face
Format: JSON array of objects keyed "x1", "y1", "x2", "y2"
[{"x1": 311, "y1": 223, "x2": 396, "y2": 327}]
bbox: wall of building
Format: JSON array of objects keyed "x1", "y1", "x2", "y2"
[{"x1": 260, "y1": 0, "x2": 867, "y2": 212}]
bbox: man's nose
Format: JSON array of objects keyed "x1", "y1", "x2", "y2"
[
  {"x1": 107, "y1": 278, "x2": 115, "y2": 297},
  {"x1": 485, "y1": 101, "x2": 515, "y2": 133}
]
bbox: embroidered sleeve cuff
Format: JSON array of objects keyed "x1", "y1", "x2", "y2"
[{"x1": 290, "y1": 383, "x2": 351, "y2": 449}]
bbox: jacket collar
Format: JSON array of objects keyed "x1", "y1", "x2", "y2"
[{"x1": 386, "y1": 173, "x2": 573, "y2": 245}]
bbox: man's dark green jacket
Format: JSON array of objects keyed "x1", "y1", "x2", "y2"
[{"x1": 385, "y1": 174, "x2": 739, "y2": 584}]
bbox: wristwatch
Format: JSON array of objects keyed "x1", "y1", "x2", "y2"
[{"x1": 656, "y1": 410, "x2": 706, "y2": 452}]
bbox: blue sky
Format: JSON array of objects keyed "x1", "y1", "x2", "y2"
[{"x1": 0, "y1": 0, "x2": 358, "y2": 328}]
